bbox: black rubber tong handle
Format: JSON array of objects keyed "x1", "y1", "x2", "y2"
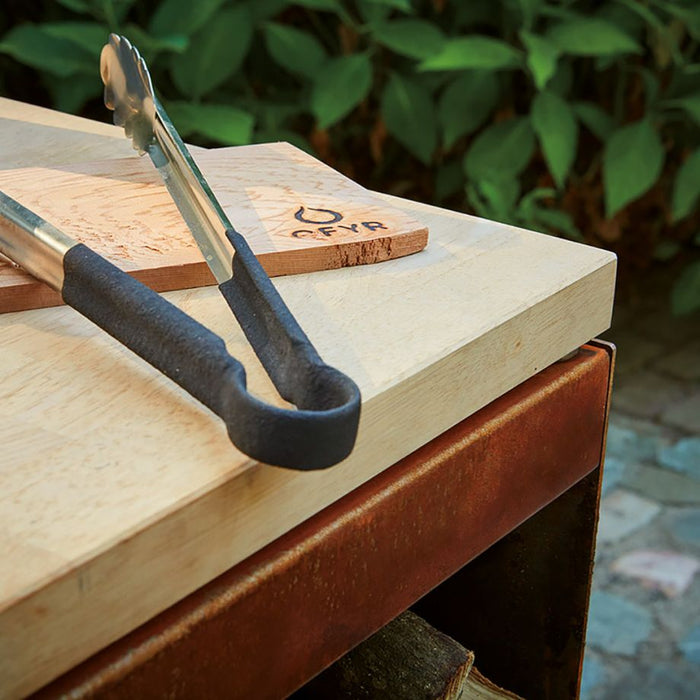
[{"x1": 62, "y1": 232, "x2": 360, "y2": 470}]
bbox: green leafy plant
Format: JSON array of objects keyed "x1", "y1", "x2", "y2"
[{"x1": 1, "y1": 0, "x2": 700, "y2": 313}]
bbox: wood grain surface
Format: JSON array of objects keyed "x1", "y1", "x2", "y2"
[
  {"x1": 0, "y1": 99, "x2": 617, "y2": 699},
  {"x1": 0, "y1": 142, "x2": 427, "y2": 312},
  {"x1": 0, "y1": 97, "x2": 135, "y2": 169}
]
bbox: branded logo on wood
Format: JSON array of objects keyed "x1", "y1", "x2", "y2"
[{"x1": 291, "y1": 206, "x2": 388, "y2": 239}]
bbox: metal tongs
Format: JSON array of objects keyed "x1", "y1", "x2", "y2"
[{"x1": 0, "y1": 35, "x2": 360, "y2": 470}]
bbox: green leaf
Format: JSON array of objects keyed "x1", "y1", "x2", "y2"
[
  {"x1": 664, "y1": 95, "x2": 700, "y2": 127},
  {"x1": 104, "y1": 0, "x2": 138, "y2": 23},
  {"x1": 480, "y1": 176, "x2": 521, "y2": 213},
  {"x1": 547, "y1": 18, "x2": 642, "y2": 56},
  {"x1": 419, "y1": 36, "x2": 522, "y2": 71},
  {"x1": 381, "y1": 73, "x2": 437, "y2": 164},
  {"x1": 435, "y1": 160, "x2": 464, "y2": 201},
  {"x1": 374, "y1": 19, "x2": 445, "y2": 60},
  {"x1": 122, "y1": 24, "x2": 188, "y2": 58},
  {"x1": 150, "y1": 0, "x2": 228, "y2": 37},
  {"x1": 167, "y1": 102, "x2": 254, "y2": 145},
  {"x1": 454, "y1": 5, "x2": 502, "y2": 30},
  {"x1": 603, "y1": 119, "x2": 664, "y2": 217},
  {"x1": 438, "y1": 71, "x2": 499, "y2": 149},
  {"x1": 264, "y1": 23, "x2": 326, "y2": 79},
  {"x1": 517, "y1": 0, "x2": 545, "y2": 29},
  {"x1": 520, "y1": 31, "x2": 560, "y2": 90},
  {"x1": 530, "y1": 207, "x2": 582, "y2": 239},
  {"x1": 515, "y1": 188, "x2": 580, "y2": 237},
  {"x1": 49, "y1": 75, "x2": 99, "y2": 113},
  {"x1": 253, "y1": 100, "x2": 302, "y2": 131},
  {"x1": 246, "y1": 0, "x2": 289, "y2": 23},
  {"x1": 671, "y1": 260, "x2": 700, "y2": 316},
  {"x1": 615, "y1": 0, "x2": 681, "y2": 66},
  {"x1": 311, "y1": 53, "x2": 372, "y2": 128},
  {"x1": 170, "y1": 6, "x2": 252, "y2": 100},
  {"x1": 573, "y1": 102, "x2": 614, "y2": 141},
  {"x1": 467, "y1": 176, "x2": 521, "y2": 224},
  {"x1": 547, "y1": 58, "x2": 573, "y2": 96},
  {"x1": 294, "y1": 0, "x2": 343, "y2": 9},
  {"x1": 56, "y1": 0, "x2": 91, "y2": 11},
  {"x1": 672, "y1": 149, "x2": 700, "y2": 223},
  {"x1": 653, "y1": 240, "x2": 681, "y2": 262},
  {"x1": 464, "y1": 117, "x2": 535, "y2": 182},
  {"x1": 357, "y1": 0, "x2": 392, "y2": 23},
  {"x1": 659, "y1": 2, "x2": 700, "y2": 41},
  {"x1": 530, "y1": 90, "x2": 578, "y2": 188},
  {"x1": 637, "y1": 67, "x2": 660, "y2": 109},
  {"x1": 520, "y1": 186, "x2": 556, "y2": 206},
  {"x1": 40, "y1": 22, "x2": 106, "y2": 57},
  {"x1": 368, "y1": 0, "x2": 412, "y2": 11},
  {"x1": 667, "y1": 65, "x2": 700, "y2": 102},
  {"x1": 597, "y1": 3, "x2": 645, "y2": 40},
  {"x1": 0, "y1": 24, "x2": 93, "y2": 78}
]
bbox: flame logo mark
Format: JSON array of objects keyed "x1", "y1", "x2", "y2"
[{"x1": 294, "y1": 206, "x2": 343, "y2": 225}]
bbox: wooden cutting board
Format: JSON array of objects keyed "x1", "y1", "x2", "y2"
[{"x1": 0, "y1": 142, "x2": 428, "y2": 312}]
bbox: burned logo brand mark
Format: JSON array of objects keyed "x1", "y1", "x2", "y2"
[
  {"x1": 291, "y1": 205, "x2": 388, "y2": 240},
  {"x1": 294, "y1": 206, "x2": 343, "y2": 225}
]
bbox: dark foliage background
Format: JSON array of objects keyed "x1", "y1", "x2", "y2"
[{"x1": 1, "y1": 0, "x2": 699, "y2": 312}]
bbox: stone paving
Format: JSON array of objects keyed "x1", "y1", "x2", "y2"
[{"x1": 580, "y1": 292, "x2": 700, "y2": 699}]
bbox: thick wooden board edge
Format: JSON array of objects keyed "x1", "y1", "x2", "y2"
[
  {"x1": 0, "y1": 258, "x2": 616, "y2": 699},
  {"x1": 256, "y1": 228, "x2": 429, "y2": 276}
]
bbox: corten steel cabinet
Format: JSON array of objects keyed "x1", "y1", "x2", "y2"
[
  {"x1": 0, "y1": 99, "x2": 616, "y2": 700},
  {"x1": 34, "y1": 341, "x2": 614, "y2": 700}
]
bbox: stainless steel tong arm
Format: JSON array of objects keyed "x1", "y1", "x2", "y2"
[
  {"x1": 0, "y1": 34, "x2": 361, "y2": 470},
  {"x1": 100, "y1": 34, "x2": 233, "y2": 282},
  {"x1": 149, "y1": 111, "x2": 234, "y2": 282}
]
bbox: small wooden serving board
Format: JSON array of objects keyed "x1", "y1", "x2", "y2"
[{"x1": 0, "y1": 142, "x2": 428, "y2": 312}]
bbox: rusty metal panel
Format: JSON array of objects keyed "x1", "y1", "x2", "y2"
[
  {"x1": 413, "y1": 466, "x2": 604, "y2": 699},
  {"x1": 414, "y1": 343, "x2": 614, "y2": 699},
  {"x1": 35, "y1": 345, "x2": 612, "y2": 700}
]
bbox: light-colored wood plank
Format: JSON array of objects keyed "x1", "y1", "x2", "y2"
[
  {"x1": 0, "y1": 103, "x2": 617, "y2": 699},
  {"x1": 0, "y1": 144, "x2": 428, "y2": 311},
  {"x1": 0, "y1": 97, "x2": 134, "y2": 169}
]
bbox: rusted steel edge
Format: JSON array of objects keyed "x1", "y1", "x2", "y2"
[
  {"x1": 573, "y1": 338, "x2": 616, "y2": 700},
  {"x1": 35, "y1": 344, "x2": 613, "y2": 700}
]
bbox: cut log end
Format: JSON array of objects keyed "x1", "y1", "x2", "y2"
[{"x1": 295, "y1": 610, "x2": 522, "y2": 700}]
